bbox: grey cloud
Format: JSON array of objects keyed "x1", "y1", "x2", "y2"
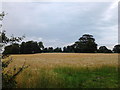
[{"x1": 2, "y1": 2, "x2": 117, "y2": 48}]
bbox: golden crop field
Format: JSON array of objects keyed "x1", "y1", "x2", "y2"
[
  {"x1": 2, "y1": 53, "x2": 119, "y2": 88},
  {"x1": 4, "y1": 53, "x2": 118, "y2": 68}
]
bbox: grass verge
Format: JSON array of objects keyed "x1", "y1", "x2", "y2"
[
  {"x1": 17, "y1": 66, "x2": 118, "y2": 88},
  {"x1": 53, "y1": 66, "x2": 118, "y2": 88}
]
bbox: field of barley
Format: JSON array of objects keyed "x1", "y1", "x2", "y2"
[{"x1": 3, "y1": 53, "x2": 119, "y2": 88}]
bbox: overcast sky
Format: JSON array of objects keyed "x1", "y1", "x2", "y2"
[{"x1": 2, "y1": 2, "x2": 118, "y2": 49}]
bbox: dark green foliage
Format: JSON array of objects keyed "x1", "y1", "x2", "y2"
[
  {"x1": 113, "y1": 44, "x2": 120, "y2": 53},
  {"x1": 38, "y1": 42, "x2": 44, "y2": 50},
  {"x1": 63, "y1": 46, "x2": 74, "y2": 53},
  {"x1": 73, "y1": 34, "x2": 97, "y2": 53},
  {"x1": 20, "y1": 41, "x2": 41, "y2": 54},
  {"x1": 98, "y1": 46, "x2": 112, "y2": 53},
  {"x1": 42, "y1": 48, "x2": 48, "y2": 53},
  {"x1": 20, "y1": 41, "x2": 43, "y2": 54},
  {"x1": 64, "y1": 34, "x2": 97, "y2": 53},
  {"x1": 46, "y1": 47, "x2": 54, "y2": 52},
  {"x1": 43, "y1": 47, "x2": 62, "y2": 53},
  {"x1": 20, "y1": 42, "x2": 26, "y2": 54},
  {"x1": 3, "y1": 41, "x2": 44, "y2": 54},
  {"x1": 54, "y1": 47, "x2": 62, "y2": 52},
  {"x1": 3, "y1": 43, "x2": 20, "y2": 55},
  {"x1": 63, "y1": 47, "x2": 67, "y2": 52}
]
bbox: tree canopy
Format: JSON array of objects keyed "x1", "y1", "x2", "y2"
[
  {"x1": 97, "y1": 46, "x2": 112, "y2": 53},
  {"x1": 3, "y1": 41, "x2": 44, "y2": 54},
  {"x1": 3, "y1": 34, "x2": 120, "y2": 54},
  {"x1": 113, "y1": 45, "x2": 120, "y2": 53},
  {"x1": 70, "y1": 34, "x2": 97, "y2": 53}
]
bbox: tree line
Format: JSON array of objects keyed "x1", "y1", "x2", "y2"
[{"x1": 2, "y1": 34, "x2": 120, "y2": 55}]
